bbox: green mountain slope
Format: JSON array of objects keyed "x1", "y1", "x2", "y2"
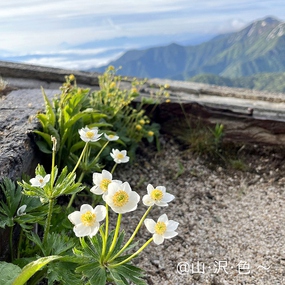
[
  {"x1": 189, "y1": 72, "x2": 285, "y2": 93},
  {"x1": 92, "y1": 17, "x2": 285, "y2": 81}
]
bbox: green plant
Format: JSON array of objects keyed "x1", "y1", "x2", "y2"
[
  {"x1": 0, "y1": 126, "x2": 179, "y2": 285},
  {"x1": 90, "y1": 66, "x2": 160, "y2": 159},
  {"x1": 35, "y1": 75, "x2": 111, "y2": 177}
]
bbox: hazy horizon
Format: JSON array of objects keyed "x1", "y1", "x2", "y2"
[{"x1": 1, "y1": 1, "x2": 285, "y2": 70}]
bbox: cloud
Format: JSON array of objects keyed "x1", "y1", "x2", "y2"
[{"x1": 2, "y1": 0, "x2": 285, "y2": 69}]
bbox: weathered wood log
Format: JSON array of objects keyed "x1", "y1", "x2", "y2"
[{"x1": 154, "y1": 101, "x2": 285, "y2": 145}]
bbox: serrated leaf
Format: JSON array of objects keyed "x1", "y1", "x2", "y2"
[
  {"x1": 0, "y1": 262, "x2": 22, "y2": 285},
  {"x1": 47, "y1": 261, "x2": 83, "y2": 285},
  {"x1": 89, "y1": 266, "x2": 106, "y2": 285}
]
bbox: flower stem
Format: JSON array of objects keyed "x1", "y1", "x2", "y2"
[
  {"x1": 105, "y1": 213, "x2": 122, "y2": 260},
  {"x1": 17, "y1": 228, "x2": 24, "y2": 259},
  {"x1": 9, "y1": 226, "x2": 14, "y2": 262},
  {"x1": 111, "y1": 237, "x2": 153, "y2": 267},
  {"x1": 50, "y1": 141, "x2": 56, "y2": 188},
  {"x1": 67, "y1": 171, "x2": 85, "y2": 209},
  {"x1": 109, "y1": 206, "x2": 152, "y2": 262},
  {"x1": 70, "y1": 142, "x2": 89, "y2": 176},
  {"x1": 95, "y1": 141, "x2": 109, "y2": 162},
  {"x1": 101, "y1": 203, "x2": 109, "y2": 259},
  {"x1": 111, "y1": 163, "x2": 117, "y2": 174},
  {"x1": 43, "y1": 198, "x2": 54, "y2": 244}
]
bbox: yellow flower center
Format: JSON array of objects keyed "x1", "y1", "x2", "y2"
[
  {"x1": 112, "y1": 190, "x2": 129, "y2": 207},
  {"x1": 150, "y1": 189, "x2": 163, "y2": 201},
  {"x1": 86, "y1": 131, "x2": 94, "y2": 139},
  {"x1": 39, "y1": 178, "x2": 44, "y2": 184},
  {"x1": 155, "y1": 221, "x2": 167, "y2": 235},
  {"x1": 109, "y1": 135, "x2": 114, "y2": 139},
  {"x1": 148, "y1": 131, "x2": 154, "y2": 137},
  {"x1": 100, "y1": 178, "x2": 111, "y2": 192},
  {"x1": 116, "y1": 153, "x2": 124, "y2": 160},
  {"x1": 81, "y1": 211, "x2": 96, "y2": 227}
]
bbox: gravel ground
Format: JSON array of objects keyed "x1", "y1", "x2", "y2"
[{"x1": 113, "y1": 135, "x2": 285, "y2": 285}]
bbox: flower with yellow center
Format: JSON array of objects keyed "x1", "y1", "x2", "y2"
[
  {"x1": 30, "y1": 174, "x2": 50, "y2": 188},
  {"x1": 68, "y1": 204, "x2": 106, "y2": 237},
  {"x1": 90, "y1": 170, "x2": 122, "y2": 196},
  {"x1": 148, "y1": 131, "x2": 154, "y2": 137},
  {"x1": 144, "y1": 214, "x2": 179, "y2": 245},
  {"x1": 142, "y1": 184, "x2": 175, "y2": 207},
  {"x1": 78, "y1": 126, "x2": 102, "y2": 142},
  {"x1": 110, "y1": 149, "x2": 129, "y2": 164},
  {"x1": 104, "y1": 133, "x2": 119, "y2": 141},
  {"x1": 139, "y1": 119, "x2": 145, "y2": 125},
  {"x1": 104, "y1": 182, "x2": 140, "y2": 214}
]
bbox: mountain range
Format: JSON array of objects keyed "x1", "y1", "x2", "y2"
[{"x1": 92, "y1": 16, "x2": 285, "y2": 84}]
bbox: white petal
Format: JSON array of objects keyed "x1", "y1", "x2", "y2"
[
  {"x1": 94, "y1": 205, "x2": 106, "y2": 221},
  {"x1": 142, "y1": 195, "x2": 154, "y2": 206},
  {"x1": 107, "y1": 181, "x2": 120, "y2": 195},
  {"x1": 74, "y1": 223, "x2": 90, "y2": 237},
  {"x1": 158, "y1": 214, "x2": 168, "y2": 223},
  {"x1": 166, "y1": 220, "x2": 179, "y2": 231},
  {"x1": 102, "y1": 170, "x2": 112, "y2": 180},
  {"x1": 68, "y1": 211, "x2": 82, "y2": 225},
  {"x1": 122, "y1": 182, "x2": 132, "y2": 193},
  {"x1": 147, "y1": 184, "x2": 154, "y2": 195},
  {"x1": 92, "y1": 172, "x2": 102, "y2": 185},
  {"x1": 90, "y1": 185, "x2": 103, "y2": 195},
  {"x1": 89, "y1": 224, "x2": 100, "y2": 237},
  {"x1": 164, "y1": 231, "x2": 178, "y2": 239},
  {"x1": 156, "y1": 185, "x2": 166, "y2": 193},
  {"x1": 162, "y1": 193, "x2": 175, "y2": 203},
  {"x1": 80, "y1": 204, "x2": 93, "y2": 213},
  {"x1": 153, "y1": 234, "x2": 164, "y2": 245},
  {"x1": 43, "y1": 174, "x2": 50, "y2": 183},
  {"x1": 17, "y1": 205, "x2": 27, "y2": 216},
  {"x1": 30, "y1": 177, "x2": 40, "y2": 186},
  {"x1": 144, "y1": 219, "x2": 156, "y2": 233},
  {"x1": 155, "y1": 201, "x2": 168, "y2": 207}
]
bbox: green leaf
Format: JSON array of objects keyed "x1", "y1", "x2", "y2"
[
  {"x1": 35, "y1": 140, "x2": 52, "y2": 154},
  {"x1": 109, "y1": 263, "x2": 147, "y2": 285},
  {"x1": 0, "y1": 262, "x2": 22, "y2": 285},
  {"x1": 41, "y1": 87, "x2": 56, "y2": 127},
  {"x1": 12, "y1": 255, "x2": 63, "y2": 285},
  {"x1": 47, "y1": 261, "x2": 83, "y2": 285},
  {"x1": 0, "y1": 178, "x2": 23, "y2": 227},
  {"x1": 89, "y1": 266, "x2": 106, "y2": 285}
]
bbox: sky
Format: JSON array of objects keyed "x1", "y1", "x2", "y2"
[{"x1": 1, "y1": 0, "x2": 285, "y2": 70}]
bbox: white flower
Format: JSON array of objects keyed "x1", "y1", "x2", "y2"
[
  {"x1": 104, "y1": 133, "x2": 119, "y2": 141},
  {"x1": 90, "y1": 169, "x2": 122, "y2": 196},
  {"x1": 79, "y1": 126, "x2": 102, "y2": 142},
  {"x1": 30, "y1": 174, "x2": 50, "y2": 188},
  {"x1": 104, "y1": 181, "x2": 140, "y2": 214},
  {"x1": 110, "y1": 149, "x2": 129, "y2": 164},
  {"x1": 68, "y1": 204, "x2": 106, "y2": 238},
  {"x1": 17, "y1": 205, "x2": 27, "y2": 216},
  {"x1": 142, "y1": 184, "x2": 175, "y2": 207},
  {"x1": 144, "y1": 214, "x2": 179, "y2": 245}
]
